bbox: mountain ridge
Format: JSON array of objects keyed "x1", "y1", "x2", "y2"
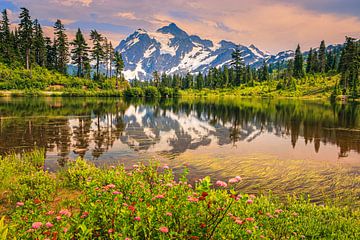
[{"x1": 115, "y1": 23, "x2": 340, "y2": 80}]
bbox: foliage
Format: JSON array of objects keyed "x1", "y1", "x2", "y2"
[{"x1": 0, "y1": 151, "x2": 359, "y2": 239}]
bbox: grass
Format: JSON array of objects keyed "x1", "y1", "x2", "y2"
[
  {"x1": 180, "y1": 75, "x2": 342, "y2": 100},
  {"x1": 0, "y1": 150, "x2": 359, "y2": 239}
]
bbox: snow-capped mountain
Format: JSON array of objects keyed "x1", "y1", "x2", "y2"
[{"x1": 115, "y1": 23, "x2": 339, "y2": 80}]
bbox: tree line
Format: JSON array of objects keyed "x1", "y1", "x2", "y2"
[
  {"x1": 133, "y1": 39, "x2": 358, "y2": 97},
  {"x1": 0, "y1": 8, "x2": 125, "y2": 88}
]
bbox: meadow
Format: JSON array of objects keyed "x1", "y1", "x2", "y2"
[{"x1": 0, "y1": 151, "x2": 359, "y2": 239}]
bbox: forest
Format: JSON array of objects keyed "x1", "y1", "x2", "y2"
[{"x1": 0, "y1": 7, "x2": 359, "y2": 99}]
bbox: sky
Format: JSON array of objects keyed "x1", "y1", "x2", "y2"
[{"x1": 1, "y1": 0, "x2": 360, "y2": 53}]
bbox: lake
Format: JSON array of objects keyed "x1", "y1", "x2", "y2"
[{"x1": 1, "y1": 97, "x2": 359, "y2": 205}]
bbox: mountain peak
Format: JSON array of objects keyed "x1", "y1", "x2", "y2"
[{"x1": 157, "y1": 23, "x2": 188, "y2": 38}]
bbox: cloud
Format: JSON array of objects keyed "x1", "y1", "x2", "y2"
[
  {"x1": 4, "y1": 0, "x2": 360, "y2": 53},
  {"x1": 115, "y1": 12, "x2": 138, "y2": 20}
]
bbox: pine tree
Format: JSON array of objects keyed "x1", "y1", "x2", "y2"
[
  {"x1": 339, "y1": 37, "x2": 359, "y2": 95},
  {"x1": 71, "y1": 28, "x2": 90, "y2": 77},
  {"x1": 231, "y1": 46, "x2": 244, "y2": 86},
  {"x1": 54, "y1": 19, "x2": 69, "y2": 74},
  {"x1": 0, "y1": 9, "x2": 12, "y2": 64},
  {"x1": 114, "y1": 51, "x2": 124, "y2": 89},
  {"x1": 18, "y1": 8, "x2": 33, "y2": 70},
  {"x1": 152, "y1": 71, "x2": 160, "y2": 88},
  {"x1": 293, "y1": 44, "x2": 305, "y2": 79},
  {"x1": 318, "y1": 40, "x2": 327, "y2": 73},
  {"x1": 109, "y1": 42, "x2": 114, "y2": 78},
  {"x1": 33, "y1": 19, "x2": 46, "y2": 66},
  {"x1": 311, "y1": 51, "x2": 319, "y2": 73},
  {"x1": 196, "y1": 72, "x2": 204, "y2": 90},
  {"x1": 306, "y1": 48, "x2": 313, "y2": 74},
  {"x1": 45, "y1": 37, "x2": 56, "y2": 69},
  {"x1": 90, "y1": 30, "x2": 105, "y2": 80},
  {"x1": 261, "y1": 61, "x2": 269, "y2": 82}
]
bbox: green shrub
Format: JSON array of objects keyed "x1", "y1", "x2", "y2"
[
  {"x1": 124, "y1": 87, "x2": 144, "y2": 98},
  {"x1": 10, "y1": 170, "x2": 57, "y2": 202},
  {"x1": 144, "y1": 86, "x2": 160, "y2": 98}
]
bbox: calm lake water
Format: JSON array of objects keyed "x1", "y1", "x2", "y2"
[{"x1": 1, "y1": 97, "x2": 359, "y2": 205}]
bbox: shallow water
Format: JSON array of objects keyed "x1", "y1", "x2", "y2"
[{"x1": 1, "y1": 97, "x2": 359, "y2": 205}]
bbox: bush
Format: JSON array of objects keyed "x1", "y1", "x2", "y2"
[
  {"x1": 144, "y1": 86, "x2": 160, "y2": 98},
  {"x1": 124, "y1": 87, "x2": 144, "y2": 98}
]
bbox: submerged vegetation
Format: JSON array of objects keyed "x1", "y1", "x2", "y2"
[{"x1": 0, "y1": 151, "x2": 359, "y2": 239}]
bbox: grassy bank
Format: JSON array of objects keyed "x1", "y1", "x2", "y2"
[
  {"x1": 0, "y1": 151, "x2": 359, "y2": 239},
  {"x1": 179, "y1": 75, "x2": 348, "y2": 100}
]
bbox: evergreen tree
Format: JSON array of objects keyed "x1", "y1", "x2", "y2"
[
  {"x1": 0, "y1": 9, "x2": 12, "y2": 64},
  {"x1": 339, "y1": 37, "x2": 359, "y2": 95},
  {"x1": 90, "y1": 30, "x2": 105, "y2": 79},
  {"x1": 196, "y1": 72, "x2": 204, "y2": 90},
  {"x1": 261, "y1": 61, "x2": 269, "y2": 82},
  {"x1": 114, "y1": 51, "x2": 124, "y2": 89},
  {"x1": 33, "y1": 19, "x2": 46, "y2": 66},
  {"x1": 223, "y1": 66, "x2": 229, "y2": 87},
  {"x1": 71, "y1": 28, "x2": 90, "y2": 77},
  {"x1": 18, "y1": 8, "x2": 33, "y2": 70},
  {"x1": 318, "y1": 40, "x2": 327, "y2": 73},
  {"x1": 53, "y1": 19, "x2": 69, "y2": 74},
  {"x1": 293, "y1": 44, "x2": 305, "y2": 79},
  {"x1": 109, "y1": 42, "x2": 114, "y2": 78},
  {"x1": 45, "y1": 37, "x2": 56, "y2": 69},
  {"x1": 152, "y1": 71, "x2": 160, "y2": 87},
  {"x1": 306, "y1": 48, "x2": 313, "y2": 74},
  {"x1": 231, "y1": 46, "x2": 244, "y2": 85},
  {"x1": 311, "y1": 51, "x2": 319, "y2": 73}
]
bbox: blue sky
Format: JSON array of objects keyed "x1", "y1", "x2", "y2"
[{"x1": 2, "y1": 0, "x2": 360, "y2": 53}]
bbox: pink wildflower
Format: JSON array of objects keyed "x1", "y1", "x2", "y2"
[
  {"x1": 134, "y1": 216, "x2": 141, "y2": 221},
  {"x1": 235, "y1": 176, "x2": 242, "y2": 181},
  {"x1": 46, "y1": 211, "x2": 55, "y2": 215},
  {"x1": 235, "y1": 220, "x2": 244, "y2": 225},
  {"x1": 187, "y1": 196, "x2": 199, "y2": 202},
  {"x1": 32, "y1": 222, "x2": 43, "y2": 229},
  {"x1": 45, "y1": 222, "x2": 54, "y2": 228},
  {"x1": 215, "y1": 181, "x2": 228, "y2": 187},
  {"x1": 275, "y1": 209, "x2": 283, "y2": 214},
  {"x1": 246, "y1": 199, "x2": 253, "y2": 204},
  {"x1": 132, "y1": 164, "x2": 139, "y2": 168},
  {"x1": 63, "y1": 228, "x2": 68, "y2": 233},
  {"x1": 108, "y1": 228, "x2": 114, "y2": 234},
  {"x1": 246, "y1": 230, "x2": 252, "y2": 234},
  {"x1": 112, "y1": 191, "x2": 121, "y2": 195},
  {"x1": 59, "y1": 209, "x2": 71, "y2": 217},
  {"x1": 155, "y1": 194, "x2": 165, "y2": 199},
  {"x1": 228, "y1": 178, "x2": 240, "y2": 184},
  {"x1": 249, "y1": 194, "x2": 256, "y2": 199},
  {"x1": 106, "y1": 184, "x2": 116, "y2": 189},
  {"x1": 245, "y1": 217, "x2": 255, "y2": 222},
  {"x1": 16, "y1": 202, "x2": 24, "y2": 207},
  {"x1": 56, "y1": 216, "x2": 62, "y2": 221},
  {"x1": 163, "y1": 165, "x2": 169, "y2": 169},
  {"x1": 159, "y1": 226, "x2": 169, "y2": 233},
  {"x1": 166, "y1": 212, "x2": 173, "y2": 216},
  {"x1": 81, "y1": 212, "x2": 89, "y2": 218}
]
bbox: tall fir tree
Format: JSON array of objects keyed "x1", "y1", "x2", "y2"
[
  {"x1": 318, "y1": 40, "x2": 327, "y2": 73},
  {"x1": 231, "y1": 46, "x2": 244, "y2": 86},
  {"x1": 71, "y1": 28, "x2": 90, "y2": 77},
  {"x1": 33, "y1": 19, "x2": 46, "y2": 66},
  {"x1": 90, "y1": 30, "x2": 105, "y2": 80},
  {"x1": 0, "y1": 9, "x2": 12, "y2": 64},
  {"x1": 306, "y1": 48, "x2": 313, "y2": 74},
  {"x1": 114, "y1": 51, "x2": 124, "y2": 89},
  {"x1": 53, "y1": 19, "x2": 69, "y2": 74},
  {"x1": 293, "y1": 44, "x2": 305, "y2": 79},
  {"x1": 18, "y1": 8, "x2": 33, "y2": 70}
]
